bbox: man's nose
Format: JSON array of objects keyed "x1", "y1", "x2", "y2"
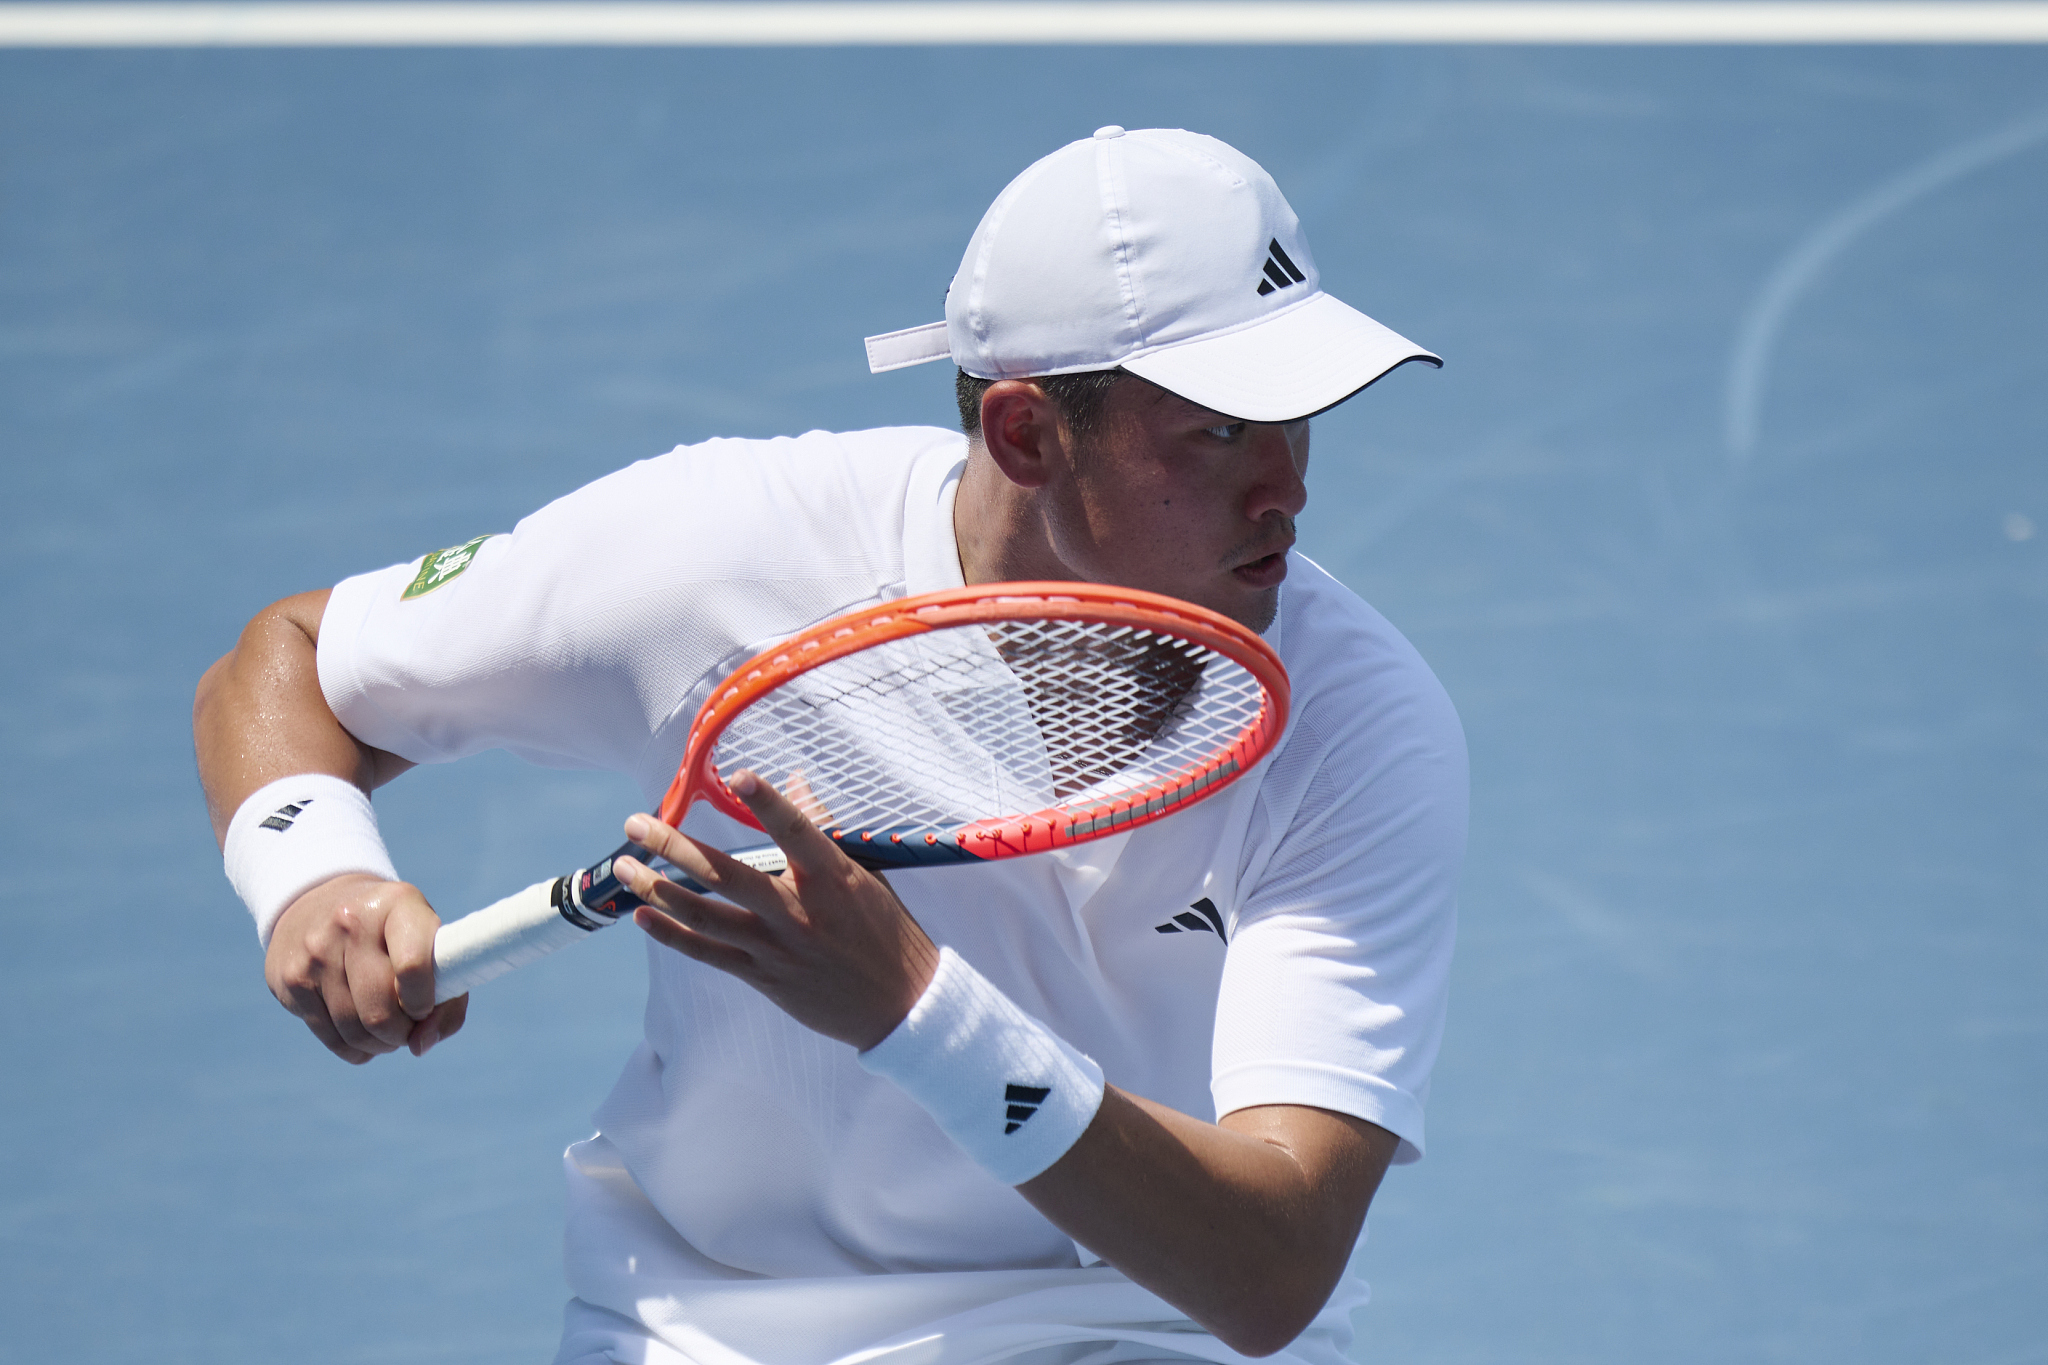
[{"x1": 1244, "y1": 423, "x2": 1309, "y2": 521}]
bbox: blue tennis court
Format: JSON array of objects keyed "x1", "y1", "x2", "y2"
[{"x1": 2, "y1": 25, "x2": 2043, "y2": 1365}]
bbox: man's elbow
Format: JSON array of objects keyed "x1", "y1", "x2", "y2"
[
  {"x1": 1203, "y1": 1275, "x2": 1341, "y2": 1358},
  {"x1": 193, "y1": 651, "x2": 231, "y2": 720},
  {"x1": 1211, "y1": 1314, "x2": 1315, "y2": 1359}
]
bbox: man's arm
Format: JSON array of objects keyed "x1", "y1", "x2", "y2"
[
  {"x1": 612, "y1": 775, "x2": 1397, "y2": 1358},
  {"x1": 194, "y1": 589, "x2": 464, "y2": 1063},
  {"x1": 1020, "y1": 1094, "x2": 1395, "y2": 1356}
]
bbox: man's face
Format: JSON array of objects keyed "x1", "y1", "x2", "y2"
[{"x1": 1042, "y1": 379, "x2": 1310, "y2": 633}]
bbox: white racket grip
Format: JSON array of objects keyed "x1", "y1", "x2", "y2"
[{"x1": 432, "y1": 878, "x2": 594, "y2": 1004}]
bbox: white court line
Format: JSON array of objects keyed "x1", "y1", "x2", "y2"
[
  {"x1": 4, "y1": 3, "x2": 2048, "y2": 48},
  {"x1": 1724, "y1": 107, "x2": 2048, "y2": 462}
]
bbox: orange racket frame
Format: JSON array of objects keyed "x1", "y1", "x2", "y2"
[{"x1": 656, "y1": 582, "x2": 1291, "y2": 865}]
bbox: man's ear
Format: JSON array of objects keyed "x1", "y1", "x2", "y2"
[{"x1": 979, "y1": 381, "x2": 1063, "y2": 490}]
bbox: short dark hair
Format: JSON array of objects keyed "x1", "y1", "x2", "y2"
[{"x1": 955, "y1": 367, "x2": 1128, "y2": 442}]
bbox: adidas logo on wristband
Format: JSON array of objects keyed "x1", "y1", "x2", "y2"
[
  {"x1": 1004, "y1": 1083, "x2": 1051, "y2": 1134},
  {"x1": 258, "y1": 799, "x2": 313, "y2": 833}
]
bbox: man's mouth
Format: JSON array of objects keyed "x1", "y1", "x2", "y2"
[{"x1": 1231, "y1": 548, "x2": 1291, "y2": 588}]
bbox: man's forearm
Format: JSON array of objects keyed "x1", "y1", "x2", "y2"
[
  {"x1": 193, "y1": 587, "x2": 412, "y2": 843},
  {"x1": 196, "y1": 587, "x2": 458, "y2": 1063},
  {"x1": 1017, "y1": 1093, "x2": 1396, "y2": 1358}
]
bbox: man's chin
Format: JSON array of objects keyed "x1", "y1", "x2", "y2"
[
  {"x1": 1223, "y1": 558, "x2": 1287, "y2": 633},
  {"x1": 1203, "y1": 584, "x2": 1280, "y2": 635},
  {"x1": 1238, "y1": 591, "x2": 1280, "y2": 635}
]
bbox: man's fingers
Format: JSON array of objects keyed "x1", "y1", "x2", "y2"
[
  {"x1": 619, "y1": 812, "x2": 741, "y2": 883},
  {"x1": 311, "y1": 1021, "x2": 374, "y2": 1065},
  {"x1": 270, "y1": 938, "x2": 363, "y2": 1061},
  {"x1": 336, "y1": 951, "x2": 408, "y2": 1053},
  {"x1": 780, "y1": 769, "x2": 835, "y2": 826},
  {"x1": 382, "y1": 893, "x2": 443, "y2": 1023},
  {"x1": 620, "y1": 810, "x2": 688, "y2": 863},
  {"x1": 620, "y1": 814, "x2": 786, "y2": 918},
  {"x1": 265, "y1": 877, "x2": 445, "y2": 1064},
  {"x1": 409, "y1": 994, "x2": 467, "y2": 1057},
  {"x1": 330, "y1": 908, "x2": 415, "y2": 1050},
  {"x1": 614, "y1": 851, "x2": 759, "y2": 939},
  {"x1": 725, "y1": 770, "x2": 844, "y2": 878},
  {"x1": 433, "y1": 993, "x2": 468, "y2": 1040},
  {"x1": 295, "y1": 917, "x2": 383, "y2": 1055},
  {"x1": 277, "y1": 976, "x2": 373, "y2": 1064},
  {"x1": 632, "y1": 905, "x2": 756, "y2": 974},
  {"x1": 316, "y1": 970, "x2": 390, "y2": 1057}
]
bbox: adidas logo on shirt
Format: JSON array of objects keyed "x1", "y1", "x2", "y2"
[
  {"x1": 1153, "y1": 897, "x2": 1227, "y2": 941},
  {"x1": 1005, "y1": 1083, "x2": 1050, "y2": 1134},
  {"x1": 1255, "y1": 238, "x2": 1307, "y2": 297},
  {"x1": 258, "y1": 799, "x2": 313, "y2": 833}
]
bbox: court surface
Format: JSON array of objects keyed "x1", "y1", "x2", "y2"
[{"x1": 2, "y1": 32, "x2": 2044, "y2": 1365}]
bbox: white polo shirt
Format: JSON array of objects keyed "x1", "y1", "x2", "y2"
[{"x1": 317, "y1": 426, "x2": 1466, "y2": 1365}]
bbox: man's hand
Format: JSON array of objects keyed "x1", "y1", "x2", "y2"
[
  {"x1": 613, "y1": 771, "x2": 941, "y2": 1051},
  {"x1": 265, "y1": 873, "x2": 466, "y2": 1064}
]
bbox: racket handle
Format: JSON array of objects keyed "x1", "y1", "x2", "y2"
[
  {"x1": 431, "y1": 840, "x2": 651, "y2": 1004},
  {"x1": 432, "y1": 876, "x2": 584, "y2": 1003},
  {"x1": 428, "y1": 842, "x2": 796, "y2": 1003}
]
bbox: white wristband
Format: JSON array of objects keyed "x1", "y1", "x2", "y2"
[
  {"x1": 224, "y1": 774, "x2": 399, "y2": 948},
  {"x1": 859, "y1": 947, "x2": 1105, "y2": 1186}
]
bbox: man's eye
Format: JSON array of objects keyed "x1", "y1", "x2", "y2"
[{"x1": 1204, "y1": 423, "x2": 1246, "y2": 441}]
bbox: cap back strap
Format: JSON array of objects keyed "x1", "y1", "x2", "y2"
[{"x1": 864, "y1": 321, "x2": 951, "y2": 374}]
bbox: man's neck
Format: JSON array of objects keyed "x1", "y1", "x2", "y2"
[{"x1": 953, "y1": 443, "x2": 1070, "y2": 588}]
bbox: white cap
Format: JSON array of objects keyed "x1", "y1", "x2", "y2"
[{"x1": 863, "y1": 126, "x2": 1439, "y2": 424}]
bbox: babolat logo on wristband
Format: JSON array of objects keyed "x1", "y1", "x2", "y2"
[
  {"x1": 402, "y1": 534, "x2": 494, "y2": 600},
  {"x1": 1004, "y1": 1083, "x2": 1050, "y2": 1134},
  {"x1": 258, "y1": 799, "x2": 312, "y2": 832}
]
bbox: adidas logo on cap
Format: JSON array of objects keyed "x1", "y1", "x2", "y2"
[{"x1": 1256, "y1": 238, "x2": 1307, "y2": 297}]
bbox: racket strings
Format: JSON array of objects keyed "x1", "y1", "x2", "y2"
[
  {"x1": 991, "y1": 622, "x2": 1208, "y2": 797},
  {"x1": 710, "y1": 617, "x2": 1268, "y2": 838}
]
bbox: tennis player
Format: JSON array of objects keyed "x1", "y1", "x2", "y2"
[{"x1": 194, "y1": 127, "x2": 1466, "y2": 1364}]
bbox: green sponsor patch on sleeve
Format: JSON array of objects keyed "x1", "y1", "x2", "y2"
[{"x1": 401, "y1": 534, "x2": 495, "y2": 600}]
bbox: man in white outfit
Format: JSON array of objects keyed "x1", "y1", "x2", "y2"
[{"x1": 194, "y1": 127, "x2": 1466, "y2": 1363}]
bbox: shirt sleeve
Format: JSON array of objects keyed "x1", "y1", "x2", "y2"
[
  {"x1": 315, "y1": 433, "x2": 918, "y2": 788},
  {"x1": 1208, "y1": 577, "x2": 1467, "y2": 1164}
]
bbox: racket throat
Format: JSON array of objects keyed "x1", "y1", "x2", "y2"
[{"x1": 555, "y1": 841, "x2": 656, "y2": 931}]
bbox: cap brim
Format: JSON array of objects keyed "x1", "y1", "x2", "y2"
[{"x1": 1119, "y1": 292, "x2": 1440, "y2": 423}]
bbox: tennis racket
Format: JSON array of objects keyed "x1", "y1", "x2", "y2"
[{"x1": 431, "y1": 582, "x2": 1289, "y2": 1004}]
